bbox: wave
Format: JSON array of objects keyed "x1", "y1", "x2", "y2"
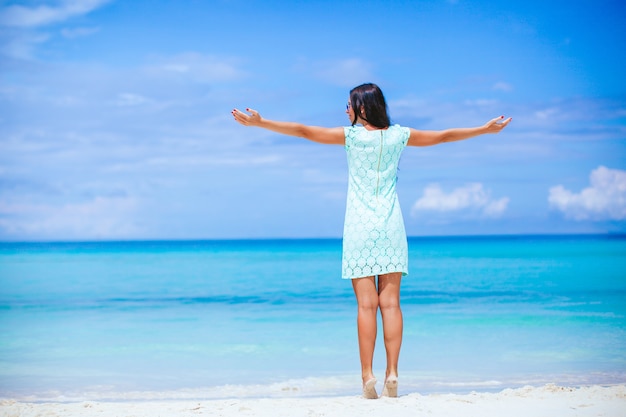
[
  {"x1": 3, "y1": 372, "x2": 626, "y2": 402},
  {"x1": 3, "y1": 288, "x2": 624, "y2": 312}
]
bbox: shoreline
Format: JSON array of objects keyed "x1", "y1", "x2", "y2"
[
  {"x1": 0, "y1": 372, "x2": 626, "y2": 403},
  {"x1": 4, "y1": 372, "x2": 625, "y2": 402},
  {"x1": 2, "y1": 384, "x2": 625, "y2": 417}
]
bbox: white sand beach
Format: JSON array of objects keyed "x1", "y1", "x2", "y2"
[{"x1": 2, "y1": 384, "x2": 625, "y2": 417}]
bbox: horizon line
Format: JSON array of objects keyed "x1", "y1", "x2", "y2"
[{"x1": 1, "y1": 232, "x2": 624, "y2": 245}]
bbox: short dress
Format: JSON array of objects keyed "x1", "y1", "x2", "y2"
[{"x1": 342, "y1": 124, "x2": 410, "y2": 279}]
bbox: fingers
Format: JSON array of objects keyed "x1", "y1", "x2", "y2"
[
  {"x1": 231, "y1": 108, "x2": 251, "y2": 125},
  {"x1": 496, "y1": 116, "x2": 512, "y2": 130},
  {"x1": 231, "y1": 108, "x2": 245, "y2": 124},
  {"x1": 231, "y1": 107, "x2": 260, "y2": 126},
  {"x1": 486, "y1": 115, "x2": 512, "y2": 132},
  {"x1": 489, "y1": 115, "x2": 506, "y2": 125}
]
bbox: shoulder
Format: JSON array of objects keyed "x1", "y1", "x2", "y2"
[
  {"x1": 344, "y1": 125, "x2": 365, "y2": 147},
  {"x1": 344, "y1": 125, "x2": 364, "y2": 135},
  {"x1": 389, "y1": 124, "x2": 409, "y2": 134},
  {"x1": 388, "y1": 124, "x2": 410, "y2": 143}
]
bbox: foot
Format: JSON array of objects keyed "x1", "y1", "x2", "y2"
[
  {"x1": 382, "y1": 375, "x2": 398, "y2": 398},
  {"x1": 362, "y1": 378, "x2": 378, "y2": 399}
]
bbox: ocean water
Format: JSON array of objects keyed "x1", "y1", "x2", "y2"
[{"x1": 0, "y1": 235, "x2": 625, "y2": 400}]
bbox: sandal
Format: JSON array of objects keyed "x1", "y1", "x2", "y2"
[
  {"x1": 382, "y1": 376, "x2": 398, "y2": 397},
  {"x1": 363, "y1": 378, "x2": 378, "y2": 399}
]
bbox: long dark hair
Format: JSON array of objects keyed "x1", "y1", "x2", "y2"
[{"x1": 349, "y1": 83, "x2": 390, "y2": 128}]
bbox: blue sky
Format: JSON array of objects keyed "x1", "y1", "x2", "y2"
[{"x1": 1, "y1": 0, "x2": 625, "y2": 241}]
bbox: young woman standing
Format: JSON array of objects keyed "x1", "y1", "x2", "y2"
[{"x1": 232, "y1": 83, "x2": 511, "y2": 398}]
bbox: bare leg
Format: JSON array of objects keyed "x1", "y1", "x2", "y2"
[
  {"x1": 378, "y1": 272, "x2": 402, "y2": 396},
  {"x1": 351, "y1": 276, "x2": 379, "y2": 390}
]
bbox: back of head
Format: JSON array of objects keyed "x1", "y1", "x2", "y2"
[{"x1": 349, "y1": 83, "x2": 391, "y2": 128}]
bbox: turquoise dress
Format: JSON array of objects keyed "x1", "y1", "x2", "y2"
[{"x1": 342, "y1": 125, "x2": 410, "y2": 279}]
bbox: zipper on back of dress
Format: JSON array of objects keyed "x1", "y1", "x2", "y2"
[{"x1": 375, "y1": 130, "x2": 383, "y2": 199}]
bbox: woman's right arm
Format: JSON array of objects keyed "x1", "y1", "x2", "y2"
[{"x1": 232, "y1": 108, "x2": 345, "y2": 145}]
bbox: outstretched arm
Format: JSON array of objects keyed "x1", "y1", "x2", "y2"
[
  {"x1": 408, "y1": 116, "x2": 512, "y2": 147},
  {"x1": 232, "y1": 108, "x2": 345, "y2": 145}
]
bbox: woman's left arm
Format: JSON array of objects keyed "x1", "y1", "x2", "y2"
[{"x1": 407, "y1": 116, "x2": 512, "y2": 147}]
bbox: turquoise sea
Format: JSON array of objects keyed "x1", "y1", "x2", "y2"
[{"x1": 0, "y1": 235, "x2": 625, "y2": 400}]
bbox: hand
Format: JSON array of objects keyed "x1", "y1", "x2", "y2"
[
  {"x1": 232, "y1": 107, "x2": 262, "y2": 127},
  {"x1": 483, "y1": 115, "x2": 512, "y2": 134}
]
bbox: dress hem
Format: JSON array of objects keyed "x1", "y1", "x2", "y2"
[{"x1": 342, "y1": 270, "x2": 408, "y2": 280}]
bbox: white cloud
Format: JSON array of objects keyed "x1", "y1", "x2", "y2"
[
  {"x1": 312, "y1": 58, "x2": 374, "y2": 87},
  {"x1": 493, "y1": 81, "x2": 513, "y2": 92},
  {"x1": 0, "y1": 1, "x2": 110, "y2": 59},
  {"x1": 0, "y1": 196, "x2": 141, "y2": 239},
  {"x1": 0, "y1": 0, "x2": 111, "y2": 28},
  {"x1": 61, "y1": 26, "x2": 100, "y2": 38},
  {"x1": 463, "y1": 98, "x2": 499, "y2": 107},
  {"x1": 149, "y1": 52, "x2": 246, "y2": 82},
  {"x1": 548, "y1": 166, "x2": 626, "y2": 220},
  {"x1": 534, "y1": 107, "x2": 559, "y2": 120},
  {"x1": 0, "y1": 31, "x2": 50, "y2": 59},
  {"x1": 115, "y1": 92, "x2": 150, "y2": 107},
  {"x1": 411, "y1": 183, "x2": 509, "y2": 218}
]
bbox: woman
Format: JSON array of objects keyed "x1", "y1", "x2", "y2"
[{"x1": 232, "y1": 83, "x2": 511, "y2": 399}]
